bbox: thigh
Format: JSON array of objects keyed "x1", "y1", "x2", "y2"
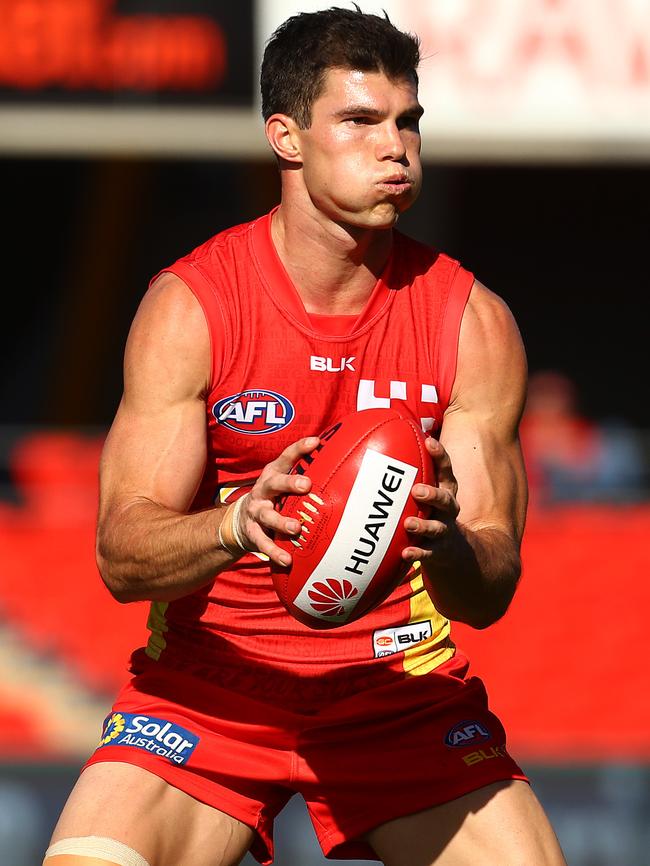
[
  {"x1": 299, "y1": 665, "x2": 529, "y2": 861},
  {"x1": 45, "y1": 762, "x2": 254, "y2": 866},
  {"x1": 365, "y1": 779, "x2": 567, "y2": 866}
]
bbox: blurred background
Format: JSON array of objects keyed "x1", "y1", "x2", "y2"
[{"x1": 1, "y1": 1, "x2": 649, "y2": 864}]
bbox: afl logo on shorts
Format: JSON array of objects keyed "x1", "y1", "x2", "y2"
[
  {"x1": 445, "y1": 720, "x2": 492, "y2": 748},
  {"x1": 213, "y1": 390, "x2": 295, "y2": 435}
]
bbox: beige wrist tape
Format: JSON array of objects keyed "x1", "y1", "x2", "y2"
[
  {"x1": 44, "y1": 835, "x2": 150, "y2": 866},
  {"x1": 218, "y1": 494, "x2": 253, "y2": 557}
]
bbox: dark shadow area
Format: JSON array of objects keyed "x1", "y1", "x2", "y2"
[{"x1": 2, "y1": 158, "x2": 650, "y2": 430}]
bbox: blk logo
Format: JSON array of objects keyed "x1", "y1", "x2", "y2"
[
  {"x1": 372, "y1": 620, "x2": 433, "y2": 658},
  {"x1": 212, "y1": 390, "x2": 294, "y2": 435},
  {"x1": 310, "y1": 356, "x2": 356, "y2": 372}
]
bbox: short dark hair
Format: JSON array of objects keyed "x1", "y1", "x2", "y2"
[{"x1": 261, "y1": 6, "x2": 420, "y2": 129}]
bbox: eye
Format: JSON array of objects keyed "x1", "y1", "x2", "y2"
[
  {"x1": 347, "y1": 116, "x2": 372, "y2": 125},
  {"x1": 397, "y1": 115, "x2": 421, "y2": 131}
]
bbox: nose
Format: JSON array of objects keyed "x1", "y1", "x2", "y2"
[{"x1": 377, "y1": 121, "x2": 407, "y2": 161}]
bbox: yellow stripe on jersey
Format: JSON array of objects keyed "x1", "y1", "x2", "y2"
[
  {"x1": 144, "y1": 601, "x2": 169, "y2": 661},
  {"x1": 402, "y1": 564, "x2": 455, "y2": 676},
  {"x1": 219, "y1": 486, "x2": 269, "y2": 562},
  {"x1": 218, "y1": 486, "x2": 239, "y2": 504}
]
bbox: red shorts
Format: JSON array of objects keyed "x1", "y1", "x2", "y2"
[{"x1": 85, "y1": 655, "x2": 527, "y2": 864}]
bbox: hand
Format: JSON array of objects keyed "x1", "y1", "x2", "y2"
[
  {"x1": 233, "y1": 437, "x2": 320, "y2": 566},
  {"x1": 402, "y1": 437, "x2": 461, "y2": 564}
]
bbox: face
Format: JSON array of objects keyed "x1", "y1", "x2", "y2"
[{"x1": 293, "y1": 68, "x2": 423, "y2": 229}]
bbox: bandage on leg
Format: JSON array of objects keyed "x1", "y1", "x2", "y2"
[
  {"x1": 45, "y1": 858, "x2": 125, "y2": 866},
  {"x1": 44, "y1": 836, "x2": 151, "y2": 866}
]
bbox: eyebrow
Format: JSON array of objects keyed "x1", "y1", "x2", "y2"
[{"x1": 333, "y1": 104, "x2": 424, "y2": 120}]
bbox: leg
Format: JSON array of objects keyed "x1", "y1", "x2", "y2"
[
  {"x1": 46, "y1": 861, "x2": 131, "y2": 866},
  {"x1": 43, "y1": 762, "x2": 254, "y2": 866},
  {"x1": 365, "y1": 780, "x2": 567, "y2": 866}
]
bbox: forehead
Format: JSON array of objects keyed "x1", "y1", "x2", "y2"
[{"x1": 315, "y1": 67, "x2": 420, "y2": 113}]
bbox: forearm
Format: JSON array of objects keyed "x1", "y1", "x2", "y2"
[
  {"x1": 96, "y1": 499, "x2": 240, "y2": 603},
  {"x1": 422, "y1": 525, "x2": 521, "y2": 629}
]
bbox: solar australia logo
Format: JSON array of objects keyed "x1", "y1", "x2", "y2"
[
  {"x1": 99, "y1": 712, "x2": 200, "y2": 765},
  {"x1": 212, "y1": 390, "x2": 295, "y2": 435}
]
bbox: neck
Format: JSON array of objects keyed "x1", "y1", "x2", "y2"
[{"x1": 271, "y1": 199, "x2": 393, "y2": 316}]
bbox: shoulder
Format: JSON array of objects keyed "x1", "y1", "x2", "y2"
[
  {"x1": 175, "y1": 215, "x2": 262, "y2": 272},
  {"x1": 450, "y1": 279, "x2": 527, "y2": 413},
  {"x1": 125, "y1": 272, "x2": 211, "y2": 400},
  {"x1": 135, "y1": 271, "x2": 206, "y2": 333},
  {"x1": 462, "y1": 279, "x2": 523, "y2": 347},
  {"x1": 392, "y1": 231, "x2": 472, "y2": 289}
]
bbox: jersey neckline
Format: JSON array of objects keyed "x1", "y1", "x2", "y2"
[{"x1": 250, "y1": 207, "x2": 397, "y2": 340}]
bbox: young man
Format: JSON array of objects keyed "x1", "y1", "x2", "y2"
[{"x1": 44, "y1": 8, "x2": 567, "y2": 866}]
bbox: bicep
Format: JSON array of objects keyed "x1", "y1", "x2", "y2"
[
  {"x1": 99, "y1": 274, "x2": 211, "y2": 520},
  {"x1": 439, "y1": 281, "x2": 528, "y2": 542}
]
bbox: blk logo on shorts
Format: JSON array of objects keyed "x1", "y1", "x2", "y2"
[
  {"x1": 212, "y1": 390, "x2": 295, "y2": 434},
  {"x1": 98, "y1": 712, "x2": 200, "y2": 765},
  {"x1": 444, "y1": 720, "x2": 492, "y2": 748},
  {"x1": 372, "y1": 620, "x2": 433, "y2": 658}
]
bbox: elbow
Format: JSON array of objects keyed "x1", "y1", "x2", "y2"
[
  {"x1": 96, "y1": 527, "x2": 138, "y2": 604},
  {"x1": 96, "y1": 552, "x2": 132, "y2": 604},
  {"x1": 466, "y1": 605, "x2": 508, "y2": 630},
  {"x1": 467, "y1": 574, "x2": 520, "y2": 630}
]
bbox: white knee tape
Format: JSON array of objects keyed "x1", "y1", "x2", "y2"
[{"x1": 44, "y1": 835, "x2": 151, "y2": 866}]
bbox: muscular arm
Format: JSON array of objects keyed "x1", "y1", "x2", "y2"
[
  {"x1": 96, "y1": 273, "x2": 312, "y2": 604},
  {"x1": 404, "y1": 280, "x2": 528, "y2": 628}
]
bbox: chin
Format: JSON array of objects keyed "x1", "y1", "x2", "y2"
[
  {"x1": 322, "y1": 196, "x2": 411, "y2": 232},
  {"x1": 367, "y1": 205, "x2": 405, "y2": 228},
  {"x1": 345, "y1": 204, "x2": 404, "y2": 230}
]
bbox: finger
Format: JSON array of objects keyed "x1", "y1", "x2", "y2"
[
  {"x1": 238, "y1": 495, "x2": 302, "y2": 550},
  {"x1": 402, "y1": 545, "x2": 436, "y2": 564},
  {"x1": 410, "y1": 484, "x2": 459, "y2": 519},
  {"x1": 268, "y1": 436, "x2": 321, "y2": 476},
  {"x1": 425, "y1": 437, "x2": 458, "y2": 493},
  {"x1": 256, "y1": 504, "x2": 302, "y2": 538},
  {"x1": 234, "y1": 497, "x2": 296, "y2": 561},
  {"x1": 255, "y1": 470, "x2": 311, "y2": 500},
  {"x1": 404, "y1": 515, "x2": 449, "y2": 538},
  {"x1": 246, "y1": 524, "x2": 293, "y2": 567}
]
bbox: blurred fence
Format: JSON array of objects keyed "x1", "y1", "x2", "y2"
[
  {"x1": 1, "y1": 426, "x2": 649, "y2": 865},
  {"x1": 1, "y1": 763, "x2": 648, "y2": 866}
]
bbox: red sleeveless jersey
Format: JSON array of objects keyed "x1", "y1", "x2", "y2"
[{"x1": 135, "y1": 210, "x2": 475, "y2": 697}]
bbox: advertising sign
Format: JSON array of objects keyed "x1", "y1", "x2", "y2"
[
  {"x1": 0, "y1": 0, "x2": 254, "y2": 106},
  {"x1": 259, "y1": 0, "x2": 650, "y2": 158},
  {"x1": 1, "y1": 0, "x2": 650, "y2": 158}
]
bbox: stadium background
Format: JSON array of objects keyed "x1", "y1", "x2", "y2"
[{"x1": 1, "y1": 1, "x2": 649, "y2": 864}]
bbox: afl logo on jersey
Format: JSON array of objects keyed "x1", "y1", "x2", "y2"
[
  {"x1": 444, "y1": 720, "x2": 492, "y2": 748},
  {"x1": 213, "y1": 390, "x2": 295, "y2": 435}
]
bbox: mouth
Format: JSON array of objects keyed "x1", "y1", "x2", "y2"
[{"x1": 377, "y1": 177, "x2": 412, "y2": 196}]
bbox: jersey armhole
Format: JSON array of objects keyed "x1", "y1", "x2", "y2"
[
  {"x1": 149, "y1": 261, "x2": 229, "y2": 393},
  {"x1": 435, "y1": 265, "x2": 475, "y2": 411}
]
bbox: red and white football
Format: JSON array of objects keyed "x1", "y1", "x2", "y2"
[{"x1": 271, "y1": 407, "x2": 435, "y2": 629}]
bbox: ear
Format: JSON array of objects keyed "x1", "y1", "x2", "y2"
[{"x1": 265, "y1": 114, "x2": 303, "y2": 163}]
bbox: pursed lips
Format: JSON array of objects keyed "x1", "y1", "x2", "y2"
[
  {"x1": 381, "y1": 174, "x2": 410, "y2": 184},
  {"x1": 377, "y1": 174, "x2": 413, "y2": 194}
]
